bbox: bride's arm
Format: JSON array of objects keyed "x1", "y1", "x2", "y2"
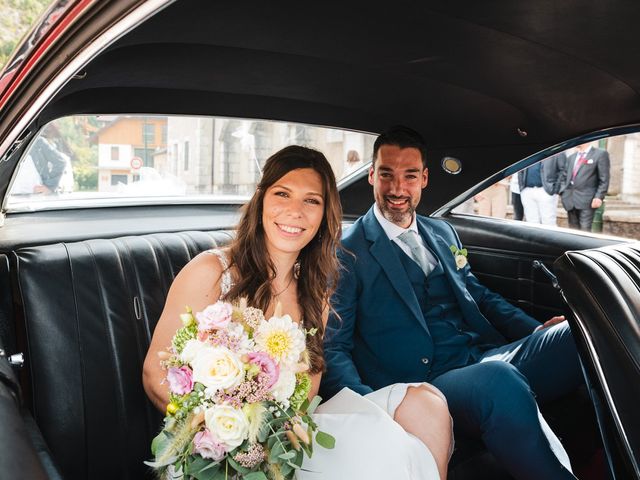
[
  {"x1": 142, "y1": 252, "x2": 223, "y2": 411},
  {"x1": 308, "y1": 305, "x2": 329, "y2": 400}
]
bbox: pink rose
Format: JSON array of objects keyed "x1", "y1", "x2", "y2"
[
  {"x1": 248, "y1": 352, "x2": 279, "y2": 389},
  {"x1": 167, "y1": 366, "x2": 194, "y2": 395},
  {"x1": 193, "y1": 429, "x2": 227, "y2": 461},
  {"x1": 196, "y1": 302, "x2": 233, "y2": 332}
]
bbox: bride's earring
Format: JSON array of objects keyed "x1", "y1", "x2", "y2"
[{"x1": 293, "y1": 260, "x2": 301, "y2": 280}]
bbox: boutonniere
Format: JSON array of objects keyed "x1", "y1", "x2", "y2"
[{"x1": 449, "y1": 245, "x2": 468, "y2": 270}]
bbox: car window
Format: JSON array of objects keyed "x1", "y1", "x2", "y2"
[
  {"x1": 5, "y1": 115, "x2": 376, "y2": 211},
  {"x1": 458, "y1": 134, "x2": 640, "y2": 241}
]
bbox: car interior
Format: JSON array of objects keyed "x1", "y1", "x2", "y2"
[{"x1": 1, "y1": 1, "x2": 640, "y2": 479}]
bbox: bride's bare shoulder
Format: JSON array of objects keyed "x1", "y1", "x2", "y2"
[{"x1": 171, "y1": 248, "x2": 228, "y2": 292}]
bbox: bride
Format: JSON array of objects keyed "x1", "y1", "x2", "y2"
[{"x1": 143, "y1": 145, "x2": 452, "y2": 479}]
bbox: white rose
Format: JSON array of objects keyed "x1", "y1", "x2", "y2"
[
  {"x1": 455, "y1": 254, "x2": 468, "y2": 270},
  {"x1": 271, "y1": 368, "x2": 296, "y2": 406},
  {"x1": 191, "y1": 346, "x2": 245, "y2": 392},
  {"x1": 180, "y1": 339, "x2": 207, "y2": 363},
  {"x1": 204, "y1": 404, "x2": 250, "y2": 449}
]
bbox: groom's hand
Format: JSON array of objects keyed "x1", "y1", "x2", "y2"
[{"x1": 534, "y1": 315, "x2": 565, "y2": 332}]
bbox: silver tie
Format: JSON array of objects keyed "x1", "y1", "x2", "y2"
[{"x1": 398, "y1": 230, "x2": 432, "y2": 276}]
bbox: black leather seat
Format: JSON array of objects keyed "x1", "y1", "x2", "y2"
[
  {"x1": 555, "y1": 242, "x2": 640, "y2": 479},
  {"x1": 12, "y1": 230, "x2": 233, "y2": 480}
]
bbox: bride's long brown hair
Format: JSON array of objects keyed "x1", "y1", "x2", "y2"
[{"x1": 225, "y1": 145, "x2": 342, "y2": 373}]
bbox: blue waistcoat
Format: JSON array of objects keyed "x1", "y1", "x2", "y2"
[{"x1": 392, "y1": 243, "x2": 483, "y2": 379}]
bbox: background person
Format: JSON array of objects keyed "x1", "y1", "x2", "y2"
[
  {"x1": 474, "y1": 178, "x2": 509, "y2": 218},
  {"x1": 518, "y1": 153, "x2": 565, "y2": 226},
  {"x1": 509, "y1": 174, "x2": 524, "y2": 221},
  {"x1": 559, "y1": 142, "x2": 610, "y2": 231}
]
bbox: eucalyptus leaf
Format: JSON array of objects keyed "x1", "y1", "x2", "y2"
[
  {"x1": 191, "y1": 464, "x2": 221, "y2": 480},
  {"x1": 227, "y1": 456, "x2": 252, "y2": 474},
  {"x1": 268, "y1": 441, "x2": 285, "y2": 463},
  {"x1": 315, "y1": 431, "x2": 336, "y2": 449},
  {"x1": 243, "y1": 472, "x2": 268, "y2": 480},
  {"x1": 307, "y1": 395, "x2": 322, "y2": 414},
  {"x1": 185, "y1": 456, "x2": 211, "y2": 474},
  {"x1": 150, "y1": 430, "x2": 169, "y2": 456},
  {"x1": 212, "y1": 470, "x2": 228, "y2": 480},
  {"x1": 298, "y1": 398, "x2": 310, "y2": 412},
  {"x1": 281, "y1": 463, "x2": 293, "y2": 477},
  {"x1": 278, "y1": 451, "x2": 296, "y2": 460},
  {"x1": 200, "y1": 461, "x2": 222, "y2": 472}
]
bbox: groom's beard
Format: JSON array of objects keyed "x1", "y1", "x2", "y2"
[{"x1": 377, "y1": 196, "x2": 416, "y2": 226}]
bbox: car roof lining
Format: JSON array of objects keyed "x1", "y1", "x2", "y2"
[{"x1": 9, "y1": 0, "x2": 640, "y2": 215}]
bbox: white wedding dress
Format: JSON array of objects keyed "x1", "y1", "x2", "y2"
[
  {"x1": 298, "y1": 384, "x2": 574, "y2": 480},
  {"x1": 298, "y1": 385, "x2": 441, "y2": 480}
]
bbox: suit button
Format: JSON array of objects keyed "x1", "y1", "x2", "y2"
[{"x1": 421, "y1": 358, "x2": 430, "y2": 365}]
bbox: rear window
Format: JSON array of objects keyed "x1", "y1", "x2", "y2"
[{"x1": 6, "y1": 115, "x2": 375, "y2": 211}]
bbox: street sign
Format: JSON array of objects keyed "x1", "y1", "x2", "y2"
[{"x1": 130, "y1": 156, "x2": 143, "y2": 170}]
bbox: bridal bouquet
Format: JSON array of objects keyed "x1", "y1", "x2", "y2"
[{"x1": 146, "y1": 300, "x2": 334, "y2": 480}]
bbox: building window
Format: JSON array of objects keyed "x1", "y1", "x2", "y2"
[
  {"x1": 184, "y1": 141, "x2": 189, "y2": 170},
  {"x1": 161, "y1": 125, "x2": 167, "y2": 144},
  {"x1": 143, "y1": 123, "x2": 155, "y2": 143},
  {"x1": 110, "y1": 146, "x2": 119, "y2": 160},
  {"x1": 134, "y1": 147, "x2": 155, "y2": 167},
  {"x1": 111, "y1": 174, "x2": 128, "y2": 186}
]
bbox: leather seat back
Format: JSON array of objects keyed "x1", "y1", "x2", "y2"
[
  {"x1": 13, "y1": 230, "x2": 233, "y2": 480},
  {"x1": 555, "y1": 243, "x2": 640, "y2": 479}
]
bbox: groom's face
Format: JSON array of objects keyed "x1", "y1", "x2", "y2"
[{"x1": 369, "y1": 145, "x2": 428, "y2": 228}]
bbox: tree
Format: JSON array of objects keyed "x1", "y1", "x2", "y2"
[{"x1": 0, "y1": 0, "x2": 54, "y2": 69}]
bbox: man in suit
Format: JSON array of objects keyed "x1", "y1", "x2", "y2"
[
  {"x1": 518, "y1": 152, "x2": 565, "y2": 225},
  {"x1": 560, "y1": 142, "x2": 610, "y2": 231},
  {"x1": 321, "y1": 126, "x2": 582, "y2": 479}
]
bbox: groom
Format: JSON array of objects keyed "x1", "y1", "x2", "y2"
[{"x1": 321, "y1": 126, "x2": 582, "y2": 479}]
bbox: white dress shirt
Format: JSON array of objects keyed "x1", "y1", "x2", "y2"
[{"x1": 373, "y1": 204, "x2": 439, "y2": 270}]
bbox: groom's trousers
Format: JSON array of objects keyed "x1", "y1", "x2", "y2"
[{"x1": 430, "y1": 322, "x2": 582, "y2": 480}]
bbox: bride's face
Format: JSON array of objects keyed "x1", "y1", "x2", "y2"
[{"x1": 262, "y1": 168, "x2": 324, "y2": 257}]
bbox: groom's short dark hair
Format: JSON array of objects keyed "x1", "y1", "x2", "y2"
[{"x1": 372, "y1": 125, "x2": 428, "y2": 168}]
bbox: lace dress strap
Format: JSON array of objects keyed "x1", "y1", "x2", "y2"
[{"x1": 206, "y1": 248, "x2": 233, "y2": 297}]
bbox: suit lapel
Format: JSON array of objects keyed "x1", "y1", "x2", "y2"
[
  {"x1": 362, "y1": 209, "x2": 429, "y2": 333},
  {"x1": 417, "y1": 219, "x2": 465, "y2": 293},
  {"x1": 566, "y1": 153, "x2": 577, "y2": 185}
]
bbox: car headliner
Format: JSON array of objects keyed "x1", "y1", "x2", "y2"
[{"x1": 3, "y1": 0, "x2": 640, "y2": 215}]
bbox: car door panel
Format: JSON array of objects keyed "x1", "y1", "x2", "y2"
[{"x1": 445, "y1": 214, "x2": 623, "y2": 321}]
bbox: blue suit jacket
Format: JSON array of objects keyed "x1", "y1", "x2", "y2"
[{"x1": 321, "y1": 206, "x2": 541, "y2": 398}]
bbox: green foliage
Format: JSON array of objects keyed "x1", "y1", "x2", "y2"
[
  {"x1": 315, "y1": 431, "x2": 335, "y2": 449},
  {"x1": 170, "y1": 383, "x2": 206, "y2": 420},
  {"x1": 0, "y1": 0, "x2": 54, "y2": 69},
  {"x1": 54, "y1": 117, "x2": 98, "y2": 191},
  {"x1": 172, "y1": 323, "x2": 198, "y2": 353},
  {"x1": 243, "y1": 472, "x2": 268, "y2": 480},
  {"x1": 289, "y1": 373, "x2": 311, "y2": 411}
]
